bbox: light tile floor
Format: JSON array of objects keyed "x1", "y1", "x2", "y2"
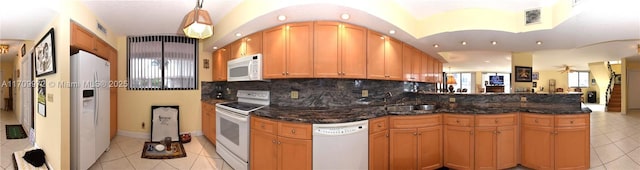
[{"x1": 2, "y1": 105, "x2": 640, "y2": 170}]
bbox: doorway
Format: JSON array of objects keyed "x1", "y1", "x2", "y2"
[{"x1": 21, "y1": 51, "x2": 34, "y2": 142}]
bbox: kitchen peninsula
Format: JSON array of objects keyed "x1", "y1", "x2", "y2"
[{"x1": 203, "y1": 85, "x2": 591, "y2": 170}]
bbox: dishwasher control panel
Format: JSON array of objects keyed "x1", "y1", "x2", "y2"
[
  {"x1": 315, "y1": 126, "x2": 363, "y2": 135},
  {"x1": 313, "y1": 120, "x2": 369, "y2": 136}
]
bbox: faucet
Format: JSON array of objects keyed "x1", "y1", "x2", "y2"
[{"x1": 383, "y1": 92, "x2": 393, "y2": 104}]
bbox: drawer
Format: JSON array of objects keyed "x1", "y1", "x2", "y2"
[
  {"x1": 390, "y1": 114, "x2": 441, "y2": 129},
  {"x1": 369, "y1": 116, "x2": 389, "y2": 134},
  {"x1": 443, "y1": 114, "x2": 474, "y2": 127},
  {"x1": 555, "y1": 114, "x2": 589, "y2": 127},
  {"x1": 251, "y1": 117, "x2": 278, "y2": 135},
  {"x1": 476, "y1": 113, "x2": 517, "y2": 127},
  {"x1": 278, "y1": 122, "x2": 312, "y2": 140},
  {"x1": 521, "y1": 114, "x2": 553, "y2": 127}
]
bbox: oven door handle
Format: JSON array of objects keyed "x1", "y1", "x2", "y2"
[{"x1": 216, "y1": 107, "x2": 249, "y2": 122}]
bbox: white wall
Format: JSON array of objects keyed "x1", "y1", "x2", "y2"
[{"x1": 628, "y1": 70, "x2": 640, "y2": 109}]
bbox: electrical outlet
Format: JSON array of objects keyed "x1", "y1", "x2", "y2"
[
  {"x1": 521, "y1": 96, "x2": 527, "y2": 102},
  {"x1": 449, "y1": 97, "x2": 456, "y2": 103},
  {"x1": 291, "y1": 91, "x2": 299, "y2": 99},
  {"x1": 362, "y1": 90, "x2": 368, "y2": 97}
]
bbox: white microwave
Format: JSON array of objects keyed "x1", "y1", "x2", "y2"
[{"x1": 227, "y1": 54, "x2": 263, "y2": 81}]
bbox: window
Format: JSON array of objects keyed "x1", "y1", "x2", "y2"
[
  {"x1": 450, "y1": 72, "x2": 472, "y2": 93},
  {"x1": 568, "y1": 71, "x2": 589, "y2": 88},
  {"x1": 128, "y1": 36, "x2": 198, "y2": 90}
]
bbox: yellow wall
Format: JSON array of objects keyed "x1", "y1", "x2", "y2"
[
  {"x1": 588, "y1": 62, "x2": 608, "y2": 104},
  {"x1": 535, "y1": 70, "x2": 569, "y2": 93},
  {"x1": 611, "y1": 64, "x2": 622, "y2": 74},
  {"x1": 1, "y1": 61, "x2": 16, "y2": 120},
  {"x1": 512, "y1": 52, "x2": 533, "y2": 92},
  {"x1": 116, "y1": 37, "x2": 211, "y2": 135},
  {"x1": 625, "y1": 60, "x2": 640, "y2": 112}
]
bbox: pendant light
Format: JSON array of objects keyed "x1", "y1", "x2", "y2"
[
  {"x1": 182, "y1": 0, "x2": 213, "y2": 39},
  {"x1": 0, "y1": 44, "x2": 8, "y2": 54},
  {"x1": 446, "y1": 67, "x2": 457, "y2": 93}
]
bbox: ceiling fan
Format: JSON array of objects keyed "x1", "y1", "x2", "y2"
[{"x1": 556, "y1": 64, "x2": 575, "y2": 73}]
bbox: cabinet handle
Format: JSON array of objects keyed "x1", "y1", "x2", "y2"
[
  {"x1": 456, "y1": 120, "x2": 460, "y2": 123},
  {"x1": 291, "y1": 129, "x2": 296, "y2": 134},
  {"x1": 282, "y1": 72, "x2": 285, "y2": 75},
  {"x1": 497, "y1": 131, "x2": 501, "y2": 134},
  {"x1": 570, "y1": 120, "x2": 574, "y2": 124},
  {"x1": 413, "y1": 132, "x2": 417, "y2": 136},
  {"x1": 277, "y1": 141, "x2": 281, "y2": 144},
  {"x1": 493, "y1": 130, "x2": 498, "y2": 134},
  {"x1": 286, "y1": 72, "x2": 290, "y2": 75},
  {"x1": 377, "y1": 124, "x2": 382, "y2": 128},
  {"x1": 272, "y1": 139, "x2": 276, "y2": 143},
  {"x1": 470, "y1": 131, "x2": 474, "y2": 135},
  {"x1": 535, "y1": 119, "x2": 539, "y2": 123},
  {"x1": 495, "y1": 120, "x2": 499, "y2": 123},
  {"x1": 418, "y1": 133, "x2": 422, "y2": 135},
  {"x1": 338, "y1": 72, "x2": 341, "y2": 75},
  {"x1": 385, "y1": 133, "x2": 389, "y2": 137},
  {"x1": 261, "y1": 124, "x2": 265, "y2": 128}
]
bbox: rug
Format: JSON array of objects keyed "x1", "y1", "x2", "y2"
[
  {"x1": 6, "y1": 125, "x2": 27, "y2": 139},
  {"x1": 141, "y1": 141, "x2": 186, "y2": 159}
]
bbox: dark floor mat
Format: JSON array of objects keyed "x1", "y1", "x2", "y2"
[{"x1": 6, "y1": 124, "x2": 27, "y2": 139}]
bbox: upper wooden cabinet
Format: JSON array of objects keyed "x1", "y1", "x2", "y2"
[
  {"x1": 229, "y1": 32, "x2": 263, "y2": 60},
  {"x1": 71, "y1": 22, "x2": 112, "y2": 59},
  {"x1": 212, "y1": 48, "x2": 229, "y2": 81},
  {"x1": 314, "y1": 22, "x2": 367, "y2": 79},
  {"x1": 402, "y1": 44, "x2": 422, "y2": 81},
  {"x1": 367, "y1": 30, "x2": 403, "y2": 81},
  {"x1": 263, "y1": 22, "x2": 314, "y2": 79}
]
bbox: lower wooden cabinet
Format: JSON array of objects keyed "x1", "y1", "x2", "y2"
[
  {"x1": 521, "y1": 113, "x2": 590, "y2": 170},
  {"x1": 369, "y1": 117, "x2": 389, "y2": 170},
  {"x1": 444, "y1": 114, "x2": 474, "y2": 170},
  {"x1": 250, "y1": 116, "x2": 312, "y2": 170},
  {"x1": 474, "y1": 114, "x2": 518, "y2": 170},
  {"x1": 201, "y1": 102, "x2": 216, "y2": 144},
  {"x1": 390, "y1": 114, "x2": 443, "y2": 170}
]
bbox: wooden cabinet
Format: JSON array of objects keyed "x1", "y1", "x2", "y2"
[
  {"x1": 521, "y1": 114, "x2": 590, "y2": 170},
  {"x1": 367, "y1": 30, "x2": 403, "y2": 80},
  {"x1": 250, "y1": 116, "x2": 312, "y2": 170},
  {"x1": 71, "y1": 22, "x2": 112, "y2": 60},
  {"x1": 201, "y1": 102, "x2": 216, "y2": 144},
  {"x1": 369, "y1": 117, "x2": 389, "y2": 170},
  {"x1": 229, "y1": 32, "x2": 263, "y2": 60},
  {"x1": 420, "y1": 53, "x2": 432, "y2": 82},
  {"x1": 314, "y1": 22, "x2": 367, "y2": 78},
  {"x1": 444, "y1": 114, "x2": 474, "y2": 170},
  {"x1": 402, "y1": 44, "x2": 422, "y2": 81},
  {"x1": 263, "y1": 22, "x2": 314, "y2": 79},
  {"x1": 212, "y1": 48, "x2": 229, "y2": 81},
  {"x1": 390, "y1": 114, "x2": 442, "y2": 170},
  {"x1": 474, "y1": 114, "x2": 518, "y2": 170},
  {"x1": 109, "y1": 48, "x2": 118, "y2": 139}
]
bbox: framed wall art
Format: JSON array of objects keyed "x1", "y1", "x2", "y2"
[
  {"x1": 37, "y1": 79, "x2": 46, "y2": 117},
  {"x1": 35, "y1": 28, "x2": 56, "y2": 77},
  {"x1": 151, "y1": 105, "x2": 180, "y2": 142},
  {"x1": 515, "y1": 66, "x2": 533, "y2": 82}
]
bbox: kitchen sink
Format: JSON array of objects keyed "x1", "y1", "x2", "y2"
[
  {"x1": 414, "y1": 104, "x2": 435, "y2": 111},
  {"x1": 384, "y1": 105, "x2": 414, "y2": 112}
]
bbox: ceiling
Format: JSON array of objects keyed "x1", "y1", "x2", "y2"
[{"x1": 1, "y1": 0, "x2": 639, "y2": 73}]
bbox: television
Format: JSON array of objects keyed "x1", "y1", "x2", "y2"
[{"x1": 489, "y1": 75, "x2": 504, "y2": 86}]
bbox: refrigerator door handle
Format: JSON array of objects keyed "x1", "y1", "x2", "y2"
[{"x1": 94, "y1": 72, "x2": 98, "y2": 126}]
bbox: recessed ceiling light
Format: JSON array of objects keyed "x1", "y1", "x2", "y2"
[
  {"x1": 341, "y1": 13, "x2": 350, "y2": 20},
  {"x1": 461, "y1": 41, "x2": 467, "y2": 45},
  {"x1": 484, "y1": 60, "x2": 490, "y2": 63},
  {"x1": 491, "y1": 41, "x2": 497, "y2": 45},
  {"x1": 505, "y1": 56, "x2": 512, "y2": 61},
  {"x1": 277, "y1": 15, "x2": 287, "y2": 21},
  {"x1": 433, "y1": 44, "x2": 439, "y2": 48},
  {"x1": 213, "y1": 46, "x2": 218, "y2": 50},
  {"x1": 389, "y1": 30, "x2": 396, "y2": 34},
  {"x1": 536, "y1": 41, "x2": 543, "y2": 45},
  {"x1": 235, "y1": 33, "x2": 242, "y2": 37}
]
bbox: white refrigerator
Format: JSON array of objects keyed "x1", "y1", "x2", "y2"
[{"x1": 71, "y1": 50, "x2": 110, "y2": 170}]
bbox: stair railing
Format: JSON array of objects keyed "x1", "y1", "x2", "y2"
[{"x1": 605, "y1": 62, "x2": 615, "y2": 106}]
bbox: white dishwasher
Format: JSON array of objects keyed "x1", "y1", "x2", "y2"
[{"x1": 313, "y1": 120, "x2": 368, "y2": 170}]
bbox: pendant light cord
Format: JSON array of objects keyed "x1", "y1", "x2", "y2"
[{"x1": 197, "y1": 0, "x2": 203, "y2": 9}]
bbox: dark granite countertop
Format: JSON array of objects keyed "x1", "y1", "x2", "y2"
[
  {"x1": 201, "y1": 99, "x2": 230, "y2": 105},
  {"x1": 252, "y1": 102, "x2": 591, "y2": 124}
]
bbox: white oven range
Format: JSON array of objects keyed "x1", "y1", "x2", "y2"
[{"x1": 216, "y1": 90, "x2": 269, "y2": 170}]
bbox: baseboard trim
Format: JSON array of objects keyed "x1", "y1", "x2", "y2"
[{"x1": 117, "y1": 130, "x2": 203, "y2": 139}]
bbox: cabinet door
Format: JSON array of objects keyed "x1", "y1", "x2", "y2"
[
  {"x1": 70, "y1": 22, "x2": 95, "y2": 52},
  {"x1": 110, "y1": 89, "x2": 117, "y2": 139},
  {"x1": 402, "y1": 44, "x2": 416, "y2": 81},
  {"x1": 367, "y1": 31, "x2": 386, "y2": 80},
  {"x1": 340, "y1": 24, "x2": 367, "y2": 79},
  {"x1": 245, "y1": 32, "x2": 262, "y2": 55},
  {"x1": 229, "y1": 40, "x2": 244, "y2": 60},
  {"x1": 250, "y1": 130, "x2": 277, "y2": 170},
  {"x1": 444, "y1": 125, "x2": 474, "y2": 170},
  {"x1": 474, "y1": 127, "x2": 496, "y2": 170},
  {"x1": 212, "y1": 49, "x2": 229, "y2": 81},
  {"x1": 437, "y1": 61, "x2": 443, "y2": 83},
  {"x1": 286, "y1": 22, "x2": 314, "y2": 78},
  {"x1": 95, "y1": 39, "x2": 111, "y2": 59},
  {"x1": 208, "y1": 107, "x2": 216, "y2": 145},
  {"x1": 262, "y1": 26, "x2": 287, "y2": 78},
  {"x1": 369, "y1": 130, "x2": 389, "y2": 170},
  {"x1": 313, "y1": 22, "x2": 340, "y2": 78},
  {"x1": 418, "y1": 126, "x2": 443, "y2": 170},
  {"x1": 385, "y1": 38, "x2": 404, "y2": 81},
  {"x1": 555, "y1": 126, "x2": 589, "y2": 170},
  {"x1": 278, "y1": 137, "x2": 312, "y2": 170},
  {"x1": 497, "y1": 125, "x2": 518, "y2": 169},
  {"x1": 521, "y1": 125, "x2": 554, "y2": 169},
  {"x1": 201, "y1": 103, "x2": 210, "y2": 140},
  {"x1": 390, "y1": 128, "x2": 417, "y2": 170}
]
